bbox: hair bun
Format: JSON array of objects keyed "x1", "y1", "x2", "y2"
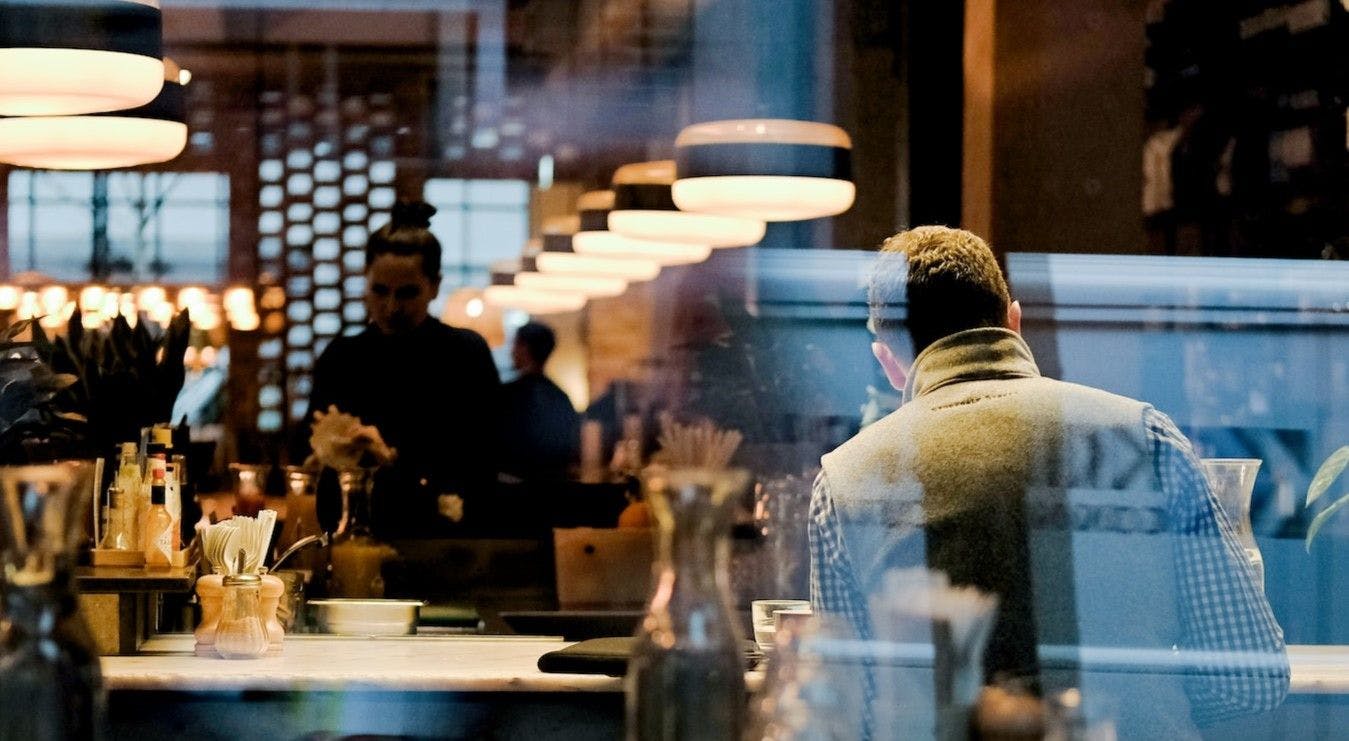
[{"x1": 390, "y1": 200, "x2": 436, "y2": 230}]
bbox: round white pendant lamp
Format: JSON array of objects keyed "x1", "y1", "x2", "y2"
[
  {"x1": 515, "y1": 263, "x2": 628, "y2": 298},
  {"x1": 484, "y1": 267, "x2": 587, "y2": 314},
  {"x1": 0, "y1": 57, "x2": 188, "y2": 169},
  {"x1": 672, "y1": 119, "x2": 854, "y2": 221},
  {"x1": 0, "y1": 0, "x2": 165, "y2": 116},
  {"x1": 537, "y1": 216, "x2": 661, "y2": 281},
  {"x1": 605, "y1": 162, "x2": 765, "y2": 246},
  {"x1": 571, "y1": 190, "x2": 712, "y2": 266}
]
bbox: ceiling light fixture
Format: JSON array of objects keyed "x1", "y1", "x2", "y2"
[
  {"x1": 536, "y1": 216, "x2": 661, "y2": 281},
  {"x1": 571, "y1": 190, "x2": 713, "y2": 266},
  {"x1": 484, "y1": 266, "x2": 587, "y2": 314},
  {"x1": 672, "y1": 119, "x2": 854, "y2": 221},
  {"x1": 0, "y1": 0, "x2": 165, "y2": 116},
  {"x1": 0, "y1": 57, "x2": 188, "y2": 170},
  {"x1": 607, "y1": 161, "x2": 765, "y2": 246}
]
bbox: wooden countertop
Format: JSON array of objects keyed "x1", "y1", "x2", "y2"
[
  {"x1": 101, "y1": 636, "x2": 1348, "y2": 697},
  {"x1": 76, "y1": 565, "x2": 196, "y2": 594}
]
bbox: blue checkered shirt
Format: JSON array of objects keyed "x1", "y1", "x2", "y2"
[{"x1": 809, "y1": 406, "x2": 1289, "y2": 724}]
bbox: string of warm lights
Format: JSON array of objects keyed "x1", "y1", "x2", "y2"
[{"x1": 0, "y1": 282, "x2": 260, "y2": 334}]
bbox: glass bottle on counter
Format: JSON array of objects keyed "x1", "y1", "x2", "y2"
[
  {"x1": 114, "y1": 441, "x2": 143, "y2": 548},
  {"x1": 100, "y1": 485, "x2": 136, "y2": 551},
  {"x1": 148, "y1": 425, "x2": 181, "y2": 530},
  {"x1": 143, "y1": 467, "x2": 176, "y2": 568},
  {"x1": 626, "y1": 467, "x2": 750, "y2": 741},
  {"x1": 327, "y1": 467, "x2": 396, "y2": 599}
]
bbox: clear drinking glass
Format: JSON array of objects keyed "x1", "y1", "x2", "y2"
[
  {"x1": 215, "y1": 572, "x2": 269, "y2": 659},
  {"x1": 750, "y1": 599, "x2": 811, "y2": 654},
  {"x1": 1199, "y1": 458, "x2": 1264, "y2": 591},
  {"x1": 626, "y1": 467, "x2": 751, "y2": 741}
]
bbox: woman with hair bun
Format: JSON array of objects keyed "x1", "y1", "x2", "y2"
[{"x1": 302, "y1": 199, "x2": 501, "y2": 536}]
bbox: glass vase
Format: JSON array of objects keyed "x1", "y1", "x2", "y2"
[
  {"x1": 228, "y1": 463, "x2": 271, "y2": 518},
  {"x1": 0, "y1": 461, "x2": 103, "y2": 740},
  {"x1": 1200, "y1": 458, "x2": 1264, "y2": 591},
  {"x1": 625, "y1": 467, "x2": 751, "y2": 741},
  {"x1": 327, "y1": 468, "x2": 395, "y2": 598}
]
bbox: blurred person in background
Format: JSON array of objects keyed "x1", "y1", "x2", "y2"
[
  {"x1": 498, "y1": 322, "x2": 579, "y2": 484},
  {"x1": 301, "y1": 199, "x2": 500, "y2": 536}
]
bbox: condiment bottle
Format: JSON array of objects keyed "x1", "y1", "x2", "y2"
[
  {"x1": 215, "y1": 570, "x2": 268, "y2": 660},
  {"x1": 142, "y1": 467, "x2": 175, "y2": 568}
]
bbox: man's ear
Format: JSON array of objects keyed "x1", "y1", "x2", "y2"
[
  {"x1": 871, "y1": 341, "x2": 909, "y2": 392},
  {"x1": 1006, "y1": 299, "x2": 1022, "y2": 334}
]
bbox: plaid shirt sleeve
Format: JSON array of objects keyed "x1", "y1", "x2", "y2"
[
  {"x1": 808, "y1": 470, "x2": 874, "y2": 641},
  {"x1": 1145, "y1": 407, "x2": 1290, "y2": 723}
]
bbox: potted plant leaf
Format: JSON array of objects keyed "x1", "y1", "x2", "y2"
[
  {"x1": 1305, "y1": 446, "x2": 1349, "y2": 551},
  {"x1": 50, "y1": 308, "x2": 191, "y2": 458},
  {"x1": 0, "y1": 319, "x2": 88, "y2": 463}
]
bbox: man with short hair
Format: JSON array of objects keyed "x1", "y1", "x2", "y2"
[
  {"x1": 810, "y1": 226, "x2": 1287, "y2": 735},
  {"x1": 499, "y1": 322, "x2": 580, "y2": 482}
]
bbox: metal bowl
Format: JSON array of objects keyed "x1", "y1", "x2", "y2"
[{"x1": 307, "y1": 598, "x2": 424, "y2": 636}]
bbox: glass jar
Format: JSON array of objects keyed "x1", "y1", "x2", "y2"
[
  {"x1": 215, "y1": 572, "x2": 269, "y2": 659},
  {"x1": 625, "y1": 467, "x2": 751, "y2": 741},
  {"x1": 327, "y1": 467, "x2": 396, "y2": 598}
]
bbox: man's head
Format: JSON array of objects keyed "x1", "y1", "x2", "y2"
[
  {"x1": 512, "y1": 321, "x2": 557, "y2": 375},
  {"x1": 365, "y1": 200, "x2": 442, "y2": 335},
  {"x1": 868, "y1": 226, "x2": 1020, "y2": 390}
]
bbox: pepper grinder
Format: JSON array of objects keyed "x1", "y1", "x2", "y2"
[
  {"x1": 260, "y1": 573, "x2": 285, "y2": 652},
  {"x1": 194, "y1": 574, "x2": 224, "y2": 657}
]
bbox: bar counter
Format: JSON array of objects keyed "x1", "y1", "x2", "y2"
[
  {"x1": 102, "y1": 636, "x2": 1347, "y2": 694},
  {"x1": 100, "y1": 637, "x2": 1347, "y2": 739},
  {"x1": 103, "y1": 634, "x2": 623, "y2": 693}
]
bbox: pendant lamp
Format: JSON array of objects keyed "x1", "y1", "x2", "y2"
[
  {"x1": 0, "y1": 0, "x2": 165, "y2": 116},
  {"x1": 606, "y1": 162, "x2": 765, "y2": 246},
  {"x1": 515, "y1": 262, "x2": 628, "y2": 298},
  {"x1": 536, "y1": 216, "x2": 661, "y2": 282},
  {"x1": 0, "y1": 56, "x2": 187, "y2": 169},
  {"x1": 571, "y1": 190, "x2": 713, "y2": 266},
  {"x1": 484, "y1": 266, "x2": 587, "y2": 314},
  {"x1": 672, "y1": 119, "x2": 854, "y2": 221}
]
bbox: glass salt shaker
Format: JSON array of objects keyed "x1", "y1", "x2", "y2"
[{"x1": 215, "y1": 571, "x2": 269, "y2": 659}]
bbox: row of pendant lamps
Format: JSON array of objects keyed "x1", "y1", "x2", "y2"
[
  {"x1": 486, "y1": 119, "x2": 855, "y2": 313},
  {"x1": 0, "y1": 0, "x2": 189, "y2": 169}
]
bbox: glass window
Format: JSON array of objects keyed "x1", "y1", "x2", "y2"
[{"x1": 6, "y1": 171, "x2": 229, "y2": 283}]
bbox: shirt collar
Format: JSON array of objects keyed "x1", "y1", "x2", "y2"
[{"x1": 903, "y1": 327, "x2": 1041, "y2": 402}]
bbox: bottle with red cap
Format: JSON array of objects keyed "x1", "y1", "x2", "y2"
[{"x1": 143, "y1": 466, "x2": 177, "y2": 568}]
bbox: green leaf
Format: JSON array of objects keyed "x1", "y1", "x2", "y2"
[
  {"x1": 1, "y1": 319, "x2": 34, "y2": 342},
  {"x1": 1307, "y1": 446, "x2": 1349, "y2": 507},
  {"x1": 30, "y1": 320, "x2": 49, "y2": 350},
  {"x1": 1305, "y1": 491, "x2": 1349, "y2": 551}
]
